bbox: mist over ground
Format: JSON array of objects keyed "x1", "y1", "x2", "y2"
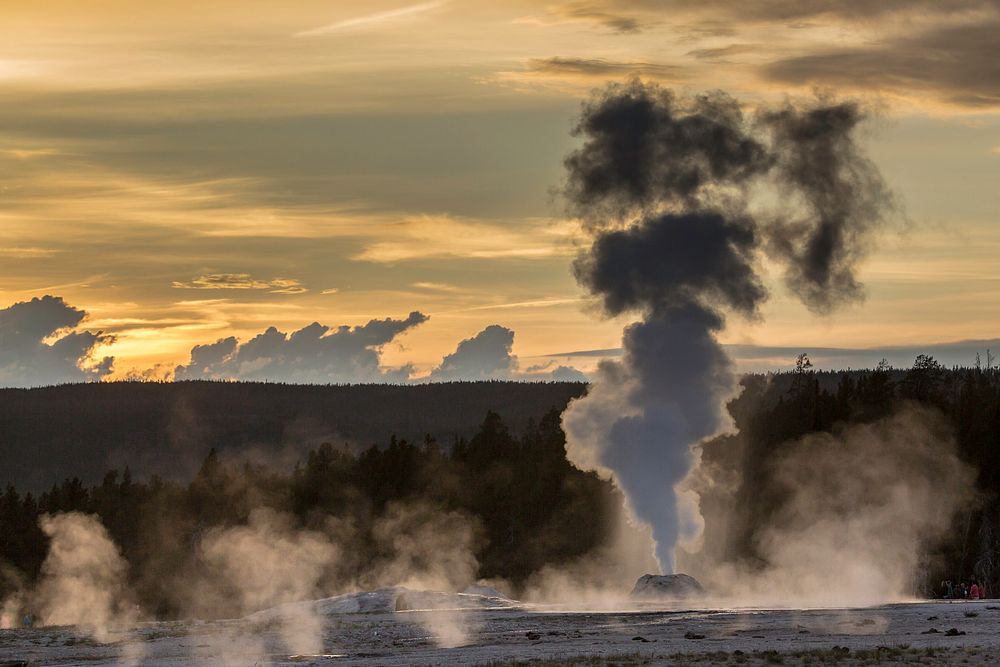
[{"x1": 1, "y1": 359, "x2": 997, "y2": 638}]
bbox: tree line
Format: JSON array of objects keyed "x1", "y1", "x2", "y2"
[
  {"x1": 705, "y1": 355, "x2": 1000, "y2": 596},
  {"x1": 1, "y1": 357, "x2": 999, "y2": 616},
  {"x1": 0, "y1": 409, "x2": 616, "y2": 618}
]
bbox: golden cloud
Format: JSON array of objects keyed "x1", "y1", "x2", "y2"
[{"x1": 171, "y1": 274, "x2": 308, "y2": 294}]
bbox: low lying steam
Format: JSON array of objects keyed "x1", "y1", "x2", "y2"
[{"x1": 683, "y1": 406, "x2": 975, "y2": 606}]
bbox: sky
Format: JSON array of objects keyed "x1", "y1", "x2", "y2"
[{"x1": 0, "y1": 0, "x2": 998, "y2": 385}]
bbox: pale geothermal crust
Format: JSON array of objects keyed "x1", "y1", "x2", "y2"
[{"x1": 2, "y1": 593, "x2": 1000, "y2": 666}]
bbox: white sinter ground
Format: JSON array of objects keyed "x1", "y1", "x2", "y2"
[{"x1": 1, "y1": 589, "x2": 999, "y2": 666}]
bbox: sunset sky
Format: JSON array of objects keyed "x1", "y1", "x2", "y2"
[{"x1": 1, "y1": 0, "x2": 998, "y2": 383}]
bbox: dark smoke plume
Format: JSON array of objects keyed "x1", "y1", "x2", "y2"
[
  {"x1": 761, "y1": 101, "x2": 893, "y2": 312},
  {"x1": 560, "y1": 80, "x2": 892, "y2": 573},
  {"x1": 564, "y1": 82, "x2": 771, "y2": 222},
  {"x1": 574, "y1": 212, "x2": 765, "y2": 318}
]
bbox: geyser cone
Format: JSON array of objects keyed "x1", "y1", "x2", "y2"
[{"x1": 631, "y1": 574, "x2": 705, "y2": 599}]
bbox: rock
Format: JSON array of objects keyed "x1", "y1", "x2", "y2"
[
  {"x1": 684, "y1": 631, "x2": 706, "y2": 640},
  {"x1": 944, "y1": 628, "x2": 966, "y2": 636},
  {"x1": 462, "y1": 584, "x2": 506, "y2": 599},
  {"x1": 630, "y1": 574, "x2": 705, "y2": 599}
]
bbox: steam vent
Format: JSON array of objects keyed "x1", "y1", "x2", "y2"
[{"x1": 630, "y1": 574, "x2": 705, "y2": 599}]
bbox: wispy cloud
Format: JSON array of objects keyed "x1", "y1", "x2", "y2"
[
  {"x1": 352, "y1": 215, "x2": 577, "y2": 263},
  {"x1": 517, "y1": 3, "x2": 647, "y2": 34},
  {"x1": 454, "y1": 297, "x2": 582, "y2": 312},
  {"x1": 491, "y1": 57, "x2": 689, "y2": 92},
  {"x1": 0, "y1": 147, "x2": 60, "y2": 160},
  {"x1": 412, "y1": 281, "x2": 462, "y2": 292},
  {"x1": 171, "y1": 273, "x2": 307, "y2": 294},
  {"x1": 295, "y1": 1, "x2": 446, "y2": 37},
  {"x1": 0, "y1": 59, "x2": 45, "y2": 81},
  {"x1": 761, "y1": 19, "x2": 1000, "y2": 111},
  {"x1": 525, "y1": 56, "x2": 687, "y2": 80},
  {"x1": 0, "y1": 246, "x2": 59, "y2": 258}
]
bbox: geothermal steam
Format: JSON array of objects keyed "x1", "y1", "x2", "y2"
[
  {"x1": 561, "y1": 81, "x2": 891, "y2": 573},
  {"x1": 34, "y1": 513, "x2": 137, "y2": 642}
]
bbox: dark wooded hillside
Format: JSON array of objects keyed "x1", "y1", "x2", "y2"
[{"x1": 0, "y1": 380, "x2": 586, "y2": 491}]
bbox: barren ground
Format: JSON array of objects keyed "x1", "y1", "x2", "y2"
[{"x1": 2, "y1": 599, "x2": 998, "y2": 666}]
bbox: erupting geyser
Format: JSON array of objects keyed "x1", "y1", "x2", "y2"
[{"x1": 560, "y1": 80, "x2": 891, "y2": 576}]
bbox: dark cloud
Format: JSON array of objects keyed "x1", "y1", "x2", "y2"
[
  {"x1": 685, "y1": 43, "x2": 762, "y2": 62},
  {"x1": 546, "y1": 0, "x2": 975, "y2": 35},
  {"x1": 174, "y1": 312, "x2": 428, "y2": 383},
  {"x1": 551, "y1": 2, "x2": 646, "y2": 33},
  {"x1": 545, "y1": 0, "x2": 998, "y2": 110},
  {"x1": 0, "y1": 98, "x2": 577, "y2": 220},
  {"x1": 762, "y1": 21, "x2": 1000, "y2": 109},
  {"x1": 526, "y1": 57, "x2": 687, "y2": 81},
  {"x1": 0, "y1": 296, "x2": 114, "y2": 387},
  {"x1": 589, "y1": 0, "x2": 994, "y2": 22},
  {"x1": 428, "y1": 324, "x2": 587, "y2": 382},
  {"x1": 760, "y1": 101, "x2": 893, "y2": 312}
]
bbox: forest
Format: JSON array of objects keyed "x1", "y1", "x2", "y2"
[
  {"x1": 1, "y1": 356, "x2": 999, "y2": 618},
  {"x1": 0, "y1": 380, "x2": 586, "y2": 491}
]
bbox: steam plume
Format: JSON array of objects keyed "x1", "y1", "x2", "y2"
[
  {"x1": 31, "y1": 513, "x2": 142, "y2": 666},
  {"x1": 685, "y1": 406, "x2": 975, "y2": 606},
  {"x1": 561, "y1": 80, "x2": 892, "y2": 574},
  {"x1": 195, "y1": 508, "x2": 338, "y2": 656},
  {"x1": 761, "y1": 101, "x2": 892, "y2": 312}
]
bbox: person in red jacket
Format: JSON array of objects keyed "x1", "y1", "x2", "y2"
[{"x1": 970, "y1": 581, "x2": 981, "y2": 600}]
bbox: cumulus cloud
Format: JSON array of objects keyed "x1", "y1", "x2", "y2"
[
  {"x1": 428, "y1": 325, "x2": 587, "y2": 382},
  {"x1": 0, "y1": 295, "x2": 114, "y2": 387},
  {"x1": 174, "y1": 312, "x2": 428, "y2": 383},
  {"x1": 171, "y1": 273, "x2": 307, "y2": 294},
  {"x1": 522, "y1": 361, "x2": 589, "y2": 382},
  {"x1": 429, "y1": 325, "x2": 518, "y2": 381}
]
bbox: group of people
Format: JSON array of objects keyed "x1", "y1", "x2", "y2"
[{"x1": 941, "y1": 579, "x2": 987, "y2": 600}]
